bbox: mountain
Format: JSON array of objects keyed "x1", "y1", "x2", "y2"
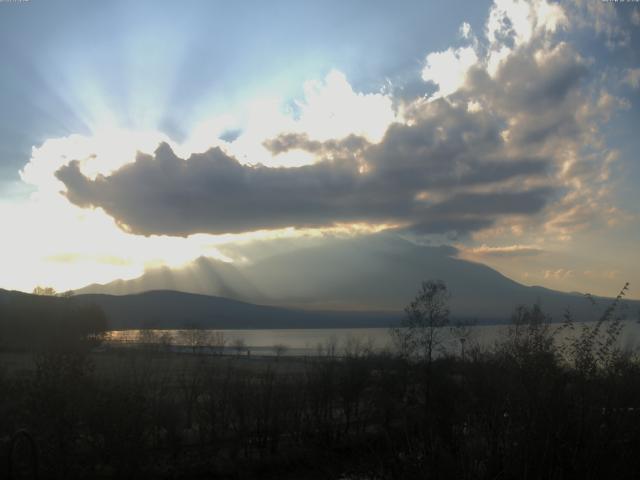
[
  {"x1": 76, "y1": 234, "x2": 636, "y2": 323},
  {"x1": 73, "y1": 290, "x2": 395, "y2": 330},
  {"x1": 78, "y1": 258, "x2": 265, "y2": 302},
  {"x1": 0, "y1": 288, "x2": 395, "y2": 330}
]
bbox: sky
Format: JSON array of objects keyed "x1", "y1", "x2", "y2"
[{"x1": 0, "y1": 0, "x2": 639, "y2": 299}]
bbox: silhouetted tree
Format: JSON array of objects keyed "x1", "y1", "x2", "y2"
[
  {"x1": 273, "y1": 343, "x2": 288, "y2": 359},
  {"x1": 393, "y1": 279, "x2": 450, "y2": 363},
  {"x1": 232, "y1": 338, "x2": 246, "y2": 356},
  {"x1": 0, "y1": 293, "x2": 107, "y2": 352}
]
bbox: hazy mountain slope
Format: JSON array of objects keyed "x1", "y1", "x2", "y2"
[
  {"x1": 79, "y1": 258, "x2": 266, "y2": 302},
  {"x1": 72, "y1": 290, "x2": 396, "y2": 329},
  {"x1": 242, "y1": 236, "x2": 521, "y2": 312},
  {"x1": 76, "y1": 235, "x2": 633, "y2": 322},
  {"x1": 241, "y1": 236, "x2": 622, "y2": 321}
]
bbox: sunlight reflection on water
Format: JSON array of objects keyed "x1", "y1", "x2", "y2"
[{"x1": 107, "y1": 320, "x2": 640, "y2": 357}]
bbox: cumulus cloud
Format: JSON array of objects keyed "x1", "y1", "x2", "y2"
[
  {"x1": 295, "y1": 70, "x2": 395, "y2": 143},
  {"x1": 485, "y1": 0, "x2": 566, "y2": 75},
  {"x1": 56, "y1": 123, "x2": 552, "y2": 236},
  {"x1": 485, "y1": 0, "x2": 566, "y2": 48},
  {"x1": 44, "y1": 0, "x2": 628, "y2": 246},
  {"x1": 421, "y1": 46, "x2": 478, "y2": 98},
  {"x1": 180, "y1": 70, "x2": 396, "y2": 170}
]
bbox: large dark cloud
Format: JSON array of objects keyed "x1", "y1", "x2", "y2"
[
  {"x1": 55, "y1": 36, "x2": 595, "y2": 238},
  {"x1": 56, "y1": 102, "x2": 554, "y2": 237}
]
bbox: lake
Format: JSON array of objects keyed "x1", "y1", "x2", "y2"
[{"x1": 107, "y1": 319, "x2": 640, "y2": 357}]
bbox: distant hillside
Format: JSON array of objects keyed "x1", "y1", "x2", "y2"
[
  {"x1": 76, "y1": 234, "x2": 637, "y2": 323},
  {"x1": 0, "y1": 289, "x2": 107, "y2": 349},
  {"x1": 2, "y1": 281, "x2": 638, "y2": 331},
  {"x1": 1, "y1": 288, "x2": 397, "y2": 330}
]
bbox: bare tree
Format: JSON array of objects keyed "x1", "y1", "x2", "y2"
[
  {"x1": 158, "y1": 332, "x2": 173, "y2": 353},
  {"x1": 136, "y1": 329, "x2": 160, "y2": 352},
  {"x1": 392, "y1": 280, "x2": 450, "y2": 363},
  {"x1": 273, "y1": 343, "x2": 288, "y2": 360},
  {"x1": 179, "y1": 327, "x2": 213, "y2": 355},
  {"x1": 210, "y1": 331, "x2": 227, "y2": 355},
  {"x1": 232, "y1": 338, "x2": 246, "y2": 356}
]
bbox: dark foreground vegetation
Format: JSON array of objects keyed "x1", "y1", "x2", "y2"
[{"x1": 1, "y1": 283, "x2": 640, "y2": 479}]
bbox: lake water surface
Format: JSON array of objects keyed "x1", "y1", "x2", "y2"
[{"x1": 108, "y1": 320, "x2": 640, "y2": 357}]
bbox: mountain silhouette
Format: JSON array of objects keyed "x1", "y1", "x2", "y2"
[{"x1": 76, "y1": 234, "x2": 634, "y2": 323}]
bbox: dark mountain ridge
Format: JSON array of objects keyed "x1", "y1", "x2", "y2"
[
  {"x1": 75, "y1": 235, "x2": 636, "y2": 324},
  {"x1": 0, "y1": 288, "x2": 397, "y2": 330}
]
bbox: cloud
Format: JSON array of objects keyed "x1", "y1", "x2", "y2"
[
  {"x1": 466, "y1": 244, "x2": 544, "y2": 257},
  {"x1": 262, "y1": 133, "x2": 369, "y2": 157},
  {"x1": 568, "y1": 0, "x2": 633, "y2": 49},
  {"x1": 56, "y1": 122, "x2": 553, "y2": 236},
  {"x1": 486, "y1": 0, "x2": 566, "y2": 48},
  {"x1": 460, "y1": 22, "x2": 473, "y2": 40},
  {"x1": 56, "y1": 142, "x2": 370, "y2": 235},
  {"x1": 178, "y1": 70, "x2": 396, "y2": 170},
  {"x1": 421, "y1": 46, "x2": 479, "y2": 98},
  {"x1": 543, "y1": 268, "x2": 574, "y2": 280},
  {"x1": 41, "y1": 0, "x2": 630, "y2": 246},
  {"x1": 485, "y1": 0, "x2": 566, "y2": 75},
  {"x1": 295, "y1": 70, "x2": 395, "y2": 143}
]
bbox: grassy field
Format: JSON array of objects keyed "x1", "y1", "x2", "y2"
[
  {"x1": 2, "y1": 293, "x2": 640, "y2": 479},
  {"x1": 2, "y1": 335, "x2": 640, "y2": 479}
]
